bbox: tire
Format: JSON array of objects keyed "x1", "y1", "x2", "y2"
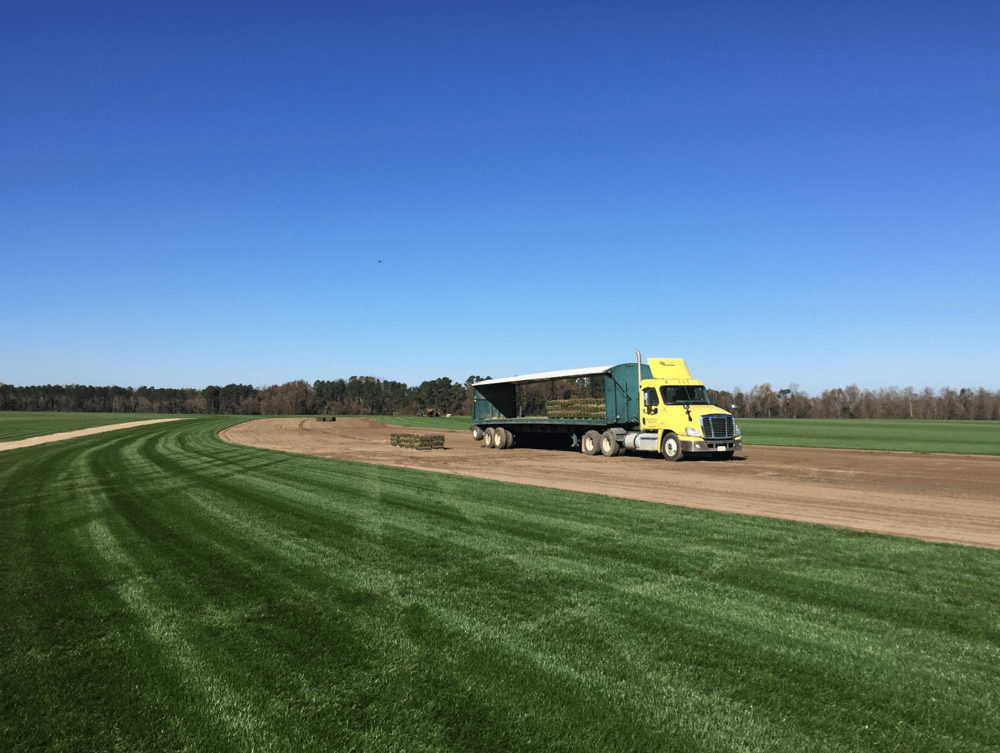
[
  {"x1": 472, "y1": 427, "x2": 484, "y2": 441},
  {"x1": 484, "y1": 427, "x2": 496, "y2": 448},
  {"x1": 600, "y1": 430, "x2": 620, "y2": 457},
  {"x1": 496, "y1": 428, "x2": 512, "y2": 450},
  {"x1": 582, "y1": 430, "x2": 601, "y2": 456},
  {"x1": 661, "y1": 431, "x2": 683, "y2": 462}
]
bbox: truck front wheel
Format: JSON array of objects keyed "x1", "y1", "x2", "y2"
[{"x1": 661, "y1": 432, "x2": 683, "y2": 462}]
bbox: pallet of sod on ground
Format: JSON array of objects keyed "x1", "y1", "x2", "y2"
[
  {"x1": 545, "y1": 398, "x2": 606, "y2": 419},
  {"x1": 315, "y1": 416, "x2": 337, "y2": 422},
  {"x1": 390, "y1": 433, "x2": 445, "y2": 450}
]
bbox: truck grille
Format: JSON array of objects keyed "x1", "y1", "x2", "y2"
[{"x1": 701, "y1": 414, "x2": 736, "y2": 440}]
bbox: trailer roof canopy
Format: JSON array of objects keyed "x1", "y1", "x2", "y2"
[{"x1": 474, "y1": 366, "x2": 615, "y2": 388}]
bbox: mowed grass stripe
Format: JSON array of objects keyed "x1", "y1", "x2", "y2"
[
  {"x1": 70, "y1": 422, "x2": 292, "y2": 749},
  {"x1": 0, "y1": 411, "x2": 180, "y2": 443},
  {"x1": 2, "y1": 418, "x2": 999, "y2": 752},
  {"x1": 82, "y1": 424, "x2": 393, "y2": 750}
]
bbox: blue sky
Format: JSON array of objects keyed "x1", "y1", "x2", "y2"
[{"x1": 4, "y1": 1, "x2": 998, "y2": 395}]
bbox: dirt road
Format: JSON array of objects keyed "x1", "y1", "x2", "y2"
[{"x1": 221, "y1": 417, "x2": 1000, "y2": 549}]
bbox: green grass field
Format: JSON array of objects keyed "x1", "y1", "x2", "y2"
[
  {"x1": 737, "y1": 417, "x2": 1000, "y2": 455},
  {"x1": 377, "y1": 414, "x2": 473, "y2": 431},
  {"x1": 0, "y1": 411, "x2": 183, "y2": 443},
  {"x1": 2, "y1": 416, "x2": 998, "y2": 751}
]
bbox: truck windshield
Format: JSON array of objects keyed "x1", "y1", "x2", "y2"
[{"x1": 660, "y1": 385, "x2": 711, "y2": 405}]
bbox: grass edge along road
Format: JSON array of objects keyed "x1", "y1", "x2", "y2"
[
  {"x1": 0, "y1": 412, "x2": 189, "y2": 443},
  {"x1": 3, "y1": 416, "x2": 999, "y2": 752}
]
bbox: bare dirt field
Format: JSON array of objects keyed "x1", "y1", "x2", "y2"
[{"x1": 222, "y1": 417, "x2": 1000, "y2": 549}]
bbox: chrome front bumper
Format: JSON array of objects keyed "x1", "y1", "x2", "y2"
[{"x1": 681, "y1": 439, "x2": 742, "y2": 454}]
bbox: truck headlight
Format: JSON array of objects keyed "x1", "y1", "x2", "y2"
[
  {"x1": 734, "y1": 423, "x2": 741, "y2": 437},
  {"x1": 685, "y1": 427, "x2": 701, "y2": 437}
]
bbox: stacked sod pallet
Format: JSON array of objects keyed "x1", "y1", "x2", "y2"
[
  {"x1": 316, "y1": 416, "x2": 337, "y2": 422},
  {"x1": 390, "y1": 433, "x2": 445, "y2": 450},
  {"x1": 544, "y1": 398, "x2": 606, "y2": 419}
]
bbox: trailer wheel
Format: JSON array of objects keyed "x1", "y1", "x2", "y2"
[
  {"x1": 582, "y1": 430, "x2": 601, "y2": 456},
  {"x1": 472, "y1": 427, "x2": 484, "y2": 441},
  {"x1": 496, "y1": 428, "x2": 512, "y2": 449},
  {"x1": 483, "y1": 427, "x2": 496, "y2": 448},
  {"x1": 600, "y1": 430, "x2": 620, "y2": 457},
  {"x1": 661, "y1": 432, "x2": 683, "y2": 462}
]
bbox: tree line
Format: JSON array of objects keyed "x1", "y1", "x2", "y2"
[
  {"x1": 0, "y1": 376, "x2": 483, "y2": 417},
  {"x1": 2, "y1": 378, "x2": 999, "y2": 420},
  {"x1": 719, "y1": 383, "x2": 1000, "y2": 421}
]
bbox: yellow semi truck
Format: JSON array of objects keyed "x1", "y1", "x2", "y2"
[{"x1": 471, "y1": 351, "x2": 741, "y2": 461}]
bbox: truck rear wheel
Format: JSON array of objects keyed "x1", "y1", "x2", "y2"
[
  {"x1": 600, "y1": 430, "x2": 620, "y2": 457},
  {"x1": 661, "y1": 432, "x2": 683, "y2": 462},
  {"x1": 581, "y1": 430, "x2": 601, "y2": 455}
]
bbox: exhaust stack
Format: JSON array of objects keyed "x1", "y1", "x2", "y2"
[{"x1": 635, "y1": 350, "x2": 642, "y2": 400}]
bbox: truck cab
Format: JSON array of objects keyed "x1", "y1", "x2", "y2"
[{"x1": 639, "y1": 358, "x2": 742, "y2": 460}]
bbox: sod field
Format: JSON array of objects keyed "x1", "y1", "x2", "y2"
[
  {"x1": 0, "y1": 412, "x2": 179, "y2": 443},
  {"x1": 375, "y1": 414, "x2": 474, "y2": 431},
  {"x1": 3, "y1": 416, "x2": 999, "y2": 751},
  {"x1": 737, "y1": 417, "x2": 1000, "y2": 455}
]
